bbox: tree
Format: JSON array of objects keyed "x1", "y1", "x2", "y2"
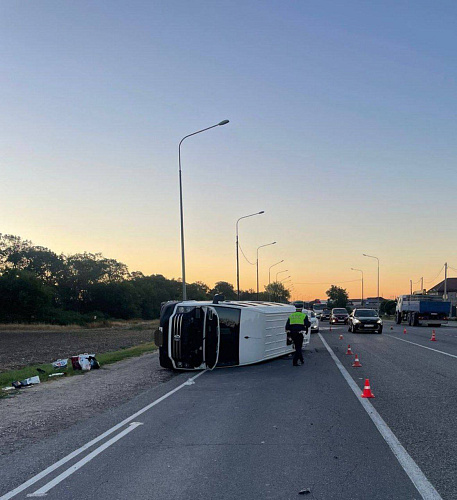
[
  {"x1": 380, "y1": 299, "x2": 396, "y2": 316},
  {"x1": 210, "y1": 281, "x2": 237, "y2": 300},
  {"x1": 187, "y1": 281, "x2": 210, "y2": 300},
  {"x1": 264, "y1": 282, "x2": 290, "y2": 303},
  {"x1": 0, "y1": 270, "x2": 54, "y2": 322},
  {"x1": 326, "y1": 285, "x2": 349, "y2": 308}
]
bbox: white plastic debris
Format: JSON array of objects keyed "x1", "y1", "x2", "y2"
[{"x1": 52, "y1": 358, "x2": 68, "y2": 369}]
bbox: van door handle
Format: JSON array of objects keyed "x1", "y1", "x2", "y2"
[{"x1": 244, "y1": 336, "x2": 250, "y2": 339}]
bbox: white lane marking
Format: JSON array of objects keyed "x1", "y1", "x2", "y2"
[
  {"x1": 318, "y1": 333, "x2": 442, "y2": 500},
  {"x1": 27, "y1": 423, "x2": 143, "y2": 497},
  {"x1": 0, "y1": 371, "x2": 206, "y2": 500},
  {"x1": 385, "y1": 335, "x2": 457, "y2": 360}
]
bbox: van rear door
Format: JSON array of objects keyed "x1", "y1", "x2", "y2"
[{"x1": 202, "y1": 306, "x2": 220, "y2": 369}]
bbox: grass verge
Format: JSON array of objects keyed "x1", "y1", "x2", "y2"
[{"x1": 0, "y1": 342, "x2": 157, "y2": 393}]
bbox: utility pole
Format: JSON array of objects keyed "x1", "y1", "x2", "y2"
[
  {"x1": 421, "y1": 277, "x2": 424, "y2": 293},
  {"x1": 444, "y1": 262, "x2": 448, "y2": 299},
  {"x1": 410, "y1": 280, "x2": 412, "y2": 295}
]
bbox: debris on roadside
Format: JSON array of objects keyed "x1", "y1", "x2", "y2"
[
  {"x1": 48, "y1": 373, "x2": 65, "y2": 378},
  {"x1": 298, "y1": 488, "x2": 311, "y2": 495},
  {"x1": 52, "y1": 358, "x2": 68, "y2": 369},
  {"x1": 71, "y1": 353, "x2": 100, "y2": 371},
  {"x1": 11, "y1": 375, "x2": 41, "y2": 389},
  {"x1": 2, "y1": 386, "x2": 15, "y2": 392}
]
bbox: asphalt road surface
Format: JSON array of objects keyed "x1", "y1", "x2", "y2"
[{"x1": 1, "y1": 321, "x2": 456, "y2": 499}]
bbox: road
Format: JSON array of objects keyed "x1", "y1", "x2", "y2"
[{"x1": 1, "y1": 321, "x2": 456, "y2": 499}]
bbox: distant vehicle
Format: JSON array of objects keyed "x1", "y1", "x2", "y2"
[
  {"x1": 312, "y1": 302, "x2": 327, "y2": 318},
  {"x1": 304, "y1": 309, "x2": 319, "y2": 333},
  {"x1": 395, "y1": 295, "x2": 450, "y2": 327},
  {"x1": 330, "y1": 308, "x2": 349, "y2": 324},
  {"x1": 320, "y1": 309, "x2": 331, "y2": 321},
  {"x1": 348, "y1": 309, "x2": 383, "y2": 333},
  {"x1": 155, "y1": 300, "x2": 310, "y2": 370}
]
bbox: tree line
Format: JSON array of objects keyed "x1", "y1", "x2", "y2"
[{"x1": 0, "y1": 234, "x2": 290, "y2": 324}]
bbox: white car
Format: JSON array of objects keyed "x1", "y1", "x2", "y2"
[{"x1": 304, "y1": 309, "x2": 319, "y2": 333}]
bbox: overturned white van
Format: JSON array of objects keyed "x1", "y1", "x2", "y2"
[{"x1": 155, "y1": 299, "x2": 310, "y2": 370}]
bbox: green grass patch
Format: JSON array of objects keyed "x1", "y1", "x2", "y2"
[{"x1": 0, "y1": 342, "x2": 157, "y2": 393}]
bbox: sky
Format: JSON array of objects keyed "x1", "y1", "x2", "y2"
[{"x1": 2, "y1": 0, "x2": 457, "y2": 301}]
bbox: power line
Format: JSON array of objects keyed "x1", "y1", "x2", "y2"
[
  {"x1": 424, "y1": 265, "x2": 444, "y2": 284},
  {"x1": 238, "y1": 242, "x2": 256, "y2": 266}
]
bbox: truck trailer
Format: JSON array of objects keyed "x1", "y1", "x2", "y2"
[{"x1": 395, "y1": 295, "x2": 450, "y2": 327}]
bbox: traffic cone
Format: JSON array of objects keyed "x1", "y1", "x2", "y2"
[
  {"x1": 403, "y1": 328, "x2": 407, "y2": 335},
  {"x1": 339, "y1": 334, "x2": 343, "y2": 340},
  {"x1": 346, "y1": 345, "x2": 353, "y2": 355},
  {"x1": 352, "y1": 354, "x2": 362, "y2": 367},
  {"x1": 361, "y1": 379, "x2": 375, "y2": 398},
  {"x1": 430, "y1": 330, "x2": 437, "y2": 342}
]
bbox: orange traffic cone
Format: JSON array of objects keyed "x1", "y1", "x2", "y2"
[
  {"x1": 352, "y1": 354, "x2": 362, "y2": 367},
  {"x1": 346, "y1": 345, "x2": 353, "y2": 355},
  {"x1": 403, "y1": 328, "x2": 407, "y2": 335},
  {"x1": 361, "y1": 379, "x2": 375, "y2": 398},
  {"x1": 430, "y1": 330, "x2": 437, "y2": 342},
  {"x1": 339, "y1": 334, "x2": 343, "y2": 340}
]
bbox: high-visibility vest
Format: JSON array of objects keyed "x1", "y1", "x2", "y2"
[{"x1": 289, "y1": 311, "x2": 307, "y2": 325}]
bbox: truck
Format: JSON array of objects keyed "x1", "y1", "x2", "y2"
[{"x1": 395, "y1": 295, "x2": 451, "y2": 327}]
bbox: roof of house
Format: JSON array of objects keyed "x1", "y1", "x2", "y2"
[{"x1": 428, "y1": 278, "x2": 457, "y2": 293}]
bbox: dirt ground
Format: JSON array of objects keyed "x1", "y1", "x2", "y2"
[
  {"x1": 0, "y1": 351, "x2": 176, "y2": 456},
  {"x1": 0, "y1": 321, "x2": 158, "y2": 371}
]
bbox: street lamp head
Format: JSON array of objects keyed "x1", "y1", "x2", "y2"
[
  {"x1": 258, "y1": 211, "x2": 265, "y2": 214},
  {"x1": 218, "y1": 120, "x2": 230, "y2": 126},
  {"x1": 272, "y1": 241, "x2": 277, "y2": 245}
]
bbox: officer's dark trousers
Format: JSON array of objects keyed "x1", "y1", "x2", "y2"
[{"x1": 291, "y1": 332, "x2": 304, "y2": 365}]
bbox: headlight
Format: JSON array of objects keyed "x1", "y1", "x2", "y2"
[
  {"x1": 377, "y1": 319, "x2": 382, "y2": 324},
  {"x1": 353, "y1": 319, "x2": 360, "y2": 324}
]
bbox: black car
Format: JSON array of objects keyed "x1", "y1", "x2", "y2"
[
  {"x1": 330, "y1": 308, "x2": 349, "y2": 324},
  {"x1": 320, "y1": 309, "x2": 331, "y2": 321},
  {"x1": 348, "y1": 309, "x2": 383, "y2": 333}
]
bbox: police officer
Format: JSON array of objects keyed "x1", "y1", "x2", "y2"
[{"x1": 286, "y1": 307, "x2": 311, "y2": 366}]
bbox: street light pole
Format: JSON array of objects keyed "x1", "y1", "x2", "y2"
[
  {"x1": 256, "y1": 242, "x2": 276, "y2": 300},
  {"x1": 178, "y1": 120, "x2": 229, "y2": 300},
  {"x1": 236, "y1": 211, "x2": 264, "y2": 299},
  {"x1": 276, "y1": 269, "x2": 288, "y2": 282},
  {"x1": 269, "y1": 260, "x2": 284, "y2": 285},
  {"x1": 351, "y1": 268, "x2": 364, "y2": 306},
  {"x1": 268, "y1": 259, "x2": 284, "y2": 301},
  {"x1": 363, "y1": 254, "x2": 379, "y2": 310}
]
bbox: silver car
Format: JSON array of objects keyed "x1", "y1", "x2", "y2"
[{"x1": 304, "y1": 309, "x2": 319, "y2": 333}]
